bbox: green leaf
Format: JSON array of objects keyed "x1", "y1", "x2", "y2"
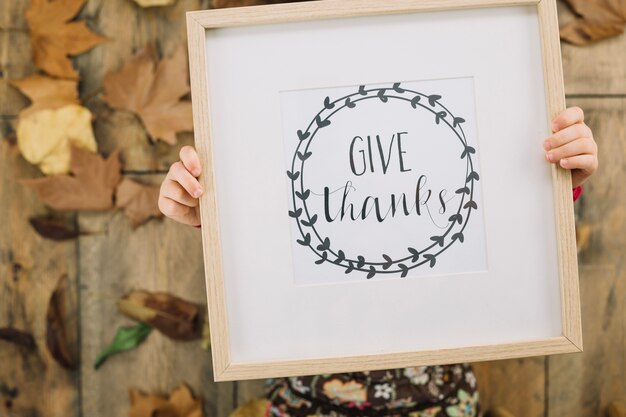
[{"x1": 94, "y1": 323, "x2": 152, "y2": 369}]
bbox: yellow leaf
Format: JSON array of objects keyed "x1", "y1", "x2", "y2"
[
  {"x1": 17, "y1": 104, "x2": 97, "y2": 175},
  {"x1": 228, "y1": 399, "x2": 269, "y2": 417},
  {"x1": 129, "y1": 384, "x2": 204, "y2": 417}
]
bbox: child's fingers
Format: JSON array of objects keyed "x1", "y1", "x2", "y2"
[
  {"x1": 552, "y1": 106, "x2": 584, "y2": 132},
  {"x1": 161, "y1": 180, "x2": 199, "y2": 207},
  {"x1": 180, "y1": 145, "x2": 202, "y2": 177},
  {"x1": 544, "y1": 122, "x2": 592, "y2": 150},
  {"x1": 159, "y1": 196, "x2": 190, "y2": 217},
  {"x1": 559, "y1": 154, "x2": 598, "y2": 173},
  {"x1": 158, "y1": 197, "x2": 200, "y2": 226},
  {"x1": 545, "y1": 137, "x2": 597, "y2": 163},
  {"x1": 168, "y1": 161, "x2": 203, "y2": 198}
]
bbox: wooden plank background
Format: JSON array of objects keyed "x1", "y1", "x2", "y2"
[{"x1": 0, "y1": 0, "x2": 624, "y2": 416}]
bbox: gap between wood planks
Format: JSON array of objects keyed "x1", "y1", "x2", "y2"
[{"x1": 566, "y1": 94, "x2": 626, "y2": 98}]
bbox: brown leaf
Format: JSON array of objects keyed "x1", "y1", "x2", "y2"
[
  {"x1": 129, "y1": 384, "x2": 204, "y2": 417},
  {"x1": 103, "y1": 46, "x2": 193, "y2": 145},
  {"x1": 200, "y1": 314, "x2": 211, "y2": 351},
  {"x1": 46, "y1": 274, "x2": 77, "y2": 369},
  {"x1": 22, "y1": 146, "x2": 121, "y2": 211},
  {"x1": 9, "y1": 74, "x2": 79, "y2": 118},
  {"x1": 0, "y1": 327, "x2": 37, "y2": 350},
  {"x1": 117, "y1": 290, "x2": 201, "y2": 341},
  {"x1": 29, "y1": 216, "x2": 79, "y2": 241},
  {"x1": 115, "y1": 178, "x2": 163, "y2": 228},
  {"x1": 25, "y1": 0, "x2": 106, "y2": 79},
  {"x1": 560, "y1": 0, "x2": 626, "y2": 44}
]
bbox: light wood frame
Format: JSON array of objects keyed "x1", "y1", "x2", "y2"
[{"x1": 186, "y1": 0, "x2": 582, "y2": 382}]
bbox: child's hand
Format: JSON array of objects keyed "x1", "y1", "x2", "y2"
[
  {"x1": 158, "y1": 146, "x2": 204, "y2": 227},
  {"x1": 544, "y1": 106, "x2": 598, "y2": 187}
]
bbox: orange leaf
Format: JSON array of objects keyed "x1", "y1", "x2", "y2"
[
  {"x1": 133, "y1": 0, "x2": 176, "y2": 7},
  {"x1": 25, "y1": 0, "x2": 106, "y2": 79},
  {"x1": 10, "y1": 74, "x2": 79, "y2": 118},
  {"x1": 560, "y1": 0, "x2": 626, "y2": 44},
  {"x1": 22, "y1": 146, "x2": 121, "y2": 211},
  {"x1": 115, "y1": 178, "x2": 163, "y2": 228},
  {"x1": 103, "y1": 46, "x2": 193, "y2": 145},
  {"x1": 129, "y1": 384, "x2": 204, "y2": 417}
]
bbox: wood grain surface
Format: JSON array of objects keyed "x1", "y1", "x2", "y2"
[
  {"x1": 547, "y1": 98, "x2": 626, "y2": 415},
  {"x1": 0, "y1": 1, "x2": 79, "y2": 416},
  {"x1": 77, "y1": 176, "x2": 234, "y2": 417}
]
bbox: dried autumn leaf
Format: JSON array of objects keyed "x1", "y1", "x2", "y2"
[
  {"x1": 228, "y1": 399, "x2": 269, "y2": 417},
  {"x1": 576, "y1": 222, "x2": 592, "y2": 253},
  {"x1": 23, "y1": 146, "x2": 121, "y2": 211},
  {"x1": 103, "y1": 47, "x2": 193, "y2": 145},
  {"x1": 129, "y1": 384, "x2": 204, "y2": 417},
  {"x1": 129, "y1": 389, "x2": 172, "y2": 417},
  {"x1": 0, "y1": 327, "x2": 37, "y2": 350},
  {"x1": 17, "y1": 104, "x2": 98, "y2": 175},
  {"x1": 169, "y1": 385, "x2": 204, "y2": 417},
  {"x1": 200, "y1": 314, "x2": 211, "y2": 351},
  {"x1": 94, "y1": 323, "x2": 152, "y2": 369},
  {"x1": 10, "y1": 74, "x2": 79, "y2": 118},
  {"x1": 608, "y1": 402, "x2": 626, "y2": 417},
  {"x1": 486, "y1": 408, "x2": 516, "y2": 417},
  {"x1": 25, "y1": 0, "x2": 106, "y2": 79},
  {"x1": 47, "y1": 274, "x2": 77, "y2": 369},
  {"x1": 560, "y1": 0, "x2": 626, "y2": 45},
  {"x1": 117, "y1": 290, "x2": 201, "y2": 340},
  {"x1": 29, "y1": 216, "x2": 80, "y2": 241},
  {"x1": 133, "y1": 0, "x2": 175, "y2": 7},
  {"x1": 115, "y1": 178, "x2": 163, "y2": 228}
]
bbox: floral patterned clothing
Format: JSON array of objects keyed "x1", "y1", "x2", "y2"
[{"x1": 264, "y1": 364, "x2": 480, "y2": 417}]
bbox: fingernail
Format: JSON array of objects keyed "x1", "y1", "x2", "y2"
[
  {"x1": 546, "y1": 153, "x2": 553, "y2": 162},
  {"x1": 192, "y1": 188, "x2": 203, "y2": 198},
  {"x1": 543, "y1": 141, "x2": 551, "y2": 151},
  {"x1": 192, "y1": 168, "x2": 201, "y2": 177},
  {"x1": 560, "y1": 158, "x2": 568, "y2": 167}
]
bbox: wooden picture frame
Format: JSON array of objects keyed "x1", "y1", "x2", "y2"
[{"x1": 186, "y1": 0, "x2": 581, "y2": 382}]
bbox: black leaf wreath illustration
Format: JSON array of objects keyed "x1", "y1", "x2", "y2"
[{"x1": 286, "y1": 82, "x2": 479, "y2": 279}]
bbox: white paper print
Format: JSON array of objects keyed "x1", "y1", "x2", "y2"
[{"x1": 280, "y1": 77, "x2": 487, "y2": 285}]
